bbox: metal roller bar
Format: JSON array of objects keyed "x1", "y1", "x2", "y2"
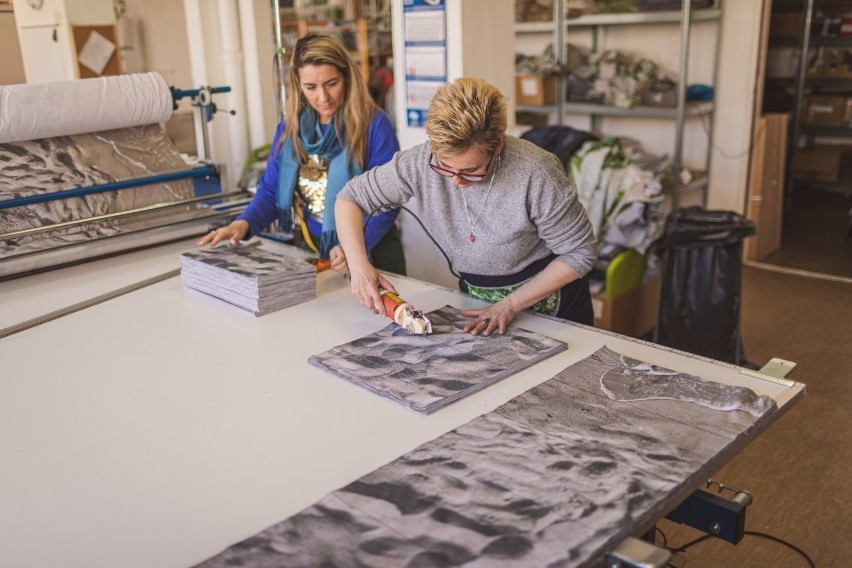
[
  {"x1": 0, "y1": 189, "x2": 247, "y2": 241},
  {"x1": 0, "y1": 166, "x2": 216, "y2": 210}
]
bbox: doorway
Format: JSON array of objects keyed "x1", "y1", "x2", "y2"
[{"x1": 754, "y1": 0, "x2": 852, "y2": 280}]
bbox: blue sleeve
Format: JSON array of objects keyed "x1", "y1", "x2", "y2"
[
  {"x1": 363, "y1": 112, "x2": 401, "y2": 251},
  {"x1": 236, "y1": 121, "x2": 286, "y2": 238}
]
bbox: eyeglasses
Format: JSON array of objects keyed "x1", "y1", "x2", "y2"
[{"x1": 428, "y1": 151, "x2": 494, "y2": 183}]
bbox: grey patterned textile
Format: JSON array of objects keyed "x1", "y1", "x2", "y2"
[
  {"x1": 181, "y1": 246, "x2": 316, "y2": 316},
  {"x1": 197, "y1": 345, "x2": 776, "y2": 568},
  {"x1": 309, "y1": 305, "x2": 568, "y2": 414},
  {"x1": 0, "y1": 124, "x2": 206, "y2": 263}
]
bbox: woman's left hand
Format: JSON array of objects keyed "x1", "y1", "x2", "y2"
[
  {"x1": 329, "y1": 245, "x2": 348, "y2": 273},
  {"x1": 461, "y1": 297, "x2": 519, "y2": 336}
]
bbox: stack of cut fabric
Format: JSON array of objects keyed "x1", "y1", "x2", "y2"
[{"x1": 180, "y1": 246, "x2": 316, "y2": 316}]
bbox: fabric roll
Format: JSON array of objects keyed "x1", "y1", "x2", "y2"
[{"x1": 0, "y1": 72, "x2": 173, "y2": 144}]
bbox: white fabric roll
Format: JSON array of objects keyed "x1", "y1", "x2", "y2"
[{"x1": 0, "y1": 72, "x2": 173, "y2": 144}]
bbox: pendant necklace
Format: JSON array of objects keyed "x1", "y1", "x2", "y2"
[{"x1": 460, "y1": 156, "x2": 499, "y2": 243}]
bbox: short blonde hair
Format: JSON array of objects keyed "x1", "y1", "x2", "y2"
[{"x1": 426, "y1": 78, "x2": 507, "y2": 157}]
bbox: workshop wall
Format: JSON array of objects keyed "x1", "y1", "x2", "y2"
[{"x1": 0, "y1": 10, "x2": 25, "y2": 85}]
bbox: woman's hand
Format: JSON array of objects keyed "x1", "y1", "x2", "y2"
[
  {"x1": 349, "y1": 263, "x2": 397, "y2": 316},
  {"x1": 329, "y1": 245, "x2": 349, "y2": 273},
  {"x1": 197, "y1": 220, "x2": 249, "y2": 247},
  {"x1": 461, "y1": 296, "x2": 520, "y2": 336}
]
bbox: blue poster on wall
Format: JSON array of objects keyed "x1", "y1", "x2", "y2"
[{"x1": 402, "y1": 0, "x2": 447, "y2": 127}]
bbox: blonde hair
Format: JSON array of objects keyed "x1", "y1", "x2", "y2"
[
  {"x1": 426, "y1": 78, "x2": 507, "y2": 157},
  {"x1": 285, "y1": 34, "x2": 377, "y2": 168}
]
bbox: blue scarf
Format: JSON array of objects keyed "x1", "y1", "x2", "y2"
[{"x1": 277, "y1": 109, "x2": 362, "y2": 258}]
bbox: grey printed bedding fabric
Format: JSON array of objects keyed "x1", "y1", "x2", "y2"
[
  {"x1": 0, "y1": 124, "x2": 206, "y2": 261},
  {"x1": 308, "y1": 305, "x2": 568, "y2": 414},
  {"x1": 180, "y1": 246, "x2": 317, "y2": 316},
  {"x1": 198, "y1": 345, "x2": 776, "y2": 568}
]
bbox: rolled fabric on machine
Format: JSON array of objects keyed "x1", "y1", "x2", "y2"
[
  {"x1": 0, "y1": 72, "x2": 173, "y2": 144},
  {"x1": 0, "y1": 72, "x2": 236, "y2": 280}
]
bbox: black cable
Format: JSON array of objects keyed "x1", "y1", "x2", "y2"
[
  {"x1": 365, "y1": 204, "x2": 461, "y2": 279},
  {"x1": 696, "y1": 110, "x2": 766, "y2": 161},
  {"x1": 670, "y1": 533, "x2": 713, "y2": 553},
  {"x1": 667, "y1": 529, "x2": 815, "y2": 568},
  {"x1": 742, "y1": 530, "x2": 816, "y2": 568},
  {"x1": 655, "y1": 525, "x2": 668, "y2": 548}
]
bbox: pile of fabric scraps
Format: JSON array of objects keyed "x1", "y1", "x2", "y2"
[
  {"x1": 588, "y1": 49, "x2": 661, "y2": 108},
  {"x1": 568, "y1": 137, "x2": 667, "y2": 286}
]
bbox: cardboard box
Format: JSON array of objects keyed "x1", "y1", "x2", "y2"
[
  {"x1": 515, "y1": 74, "x2": 557, "y2": 106},
  {"x1": 823, "y1": 62, "x2": 852, "y2": 79},
  {"x1": 770, "y1": 12, "x2": 804, "y2": 37},
  {"x1": 803, "y1": 95, "x2": 852, "y2": 127},
  {"x1": 789, "y1": 145, "x2": 852, "y2": 182},
  {"x1": 592, "y1": 276, "x2": 660, "y2": 338},
  {"x1": 766, "y1": 47, "x2": 800, "y2": 78},
  {"x1": 515, "y1": 111, "x2": 550, "y2": 127}
]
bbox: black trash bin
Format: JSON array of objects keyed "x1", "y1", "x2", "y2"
[{"x1": 654, "y1": 206, "x2": 756, "y2": 365}]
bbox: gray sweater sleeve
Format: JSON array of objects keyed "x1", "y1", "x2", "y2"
[{"x1": 521, "y1": 145, "x2": 598, "y2": 278}]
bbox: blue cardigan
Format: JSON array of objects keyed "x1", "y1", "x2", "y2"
[{"x1": 237, "y1": 111, "x2": 400, "y2": 252}]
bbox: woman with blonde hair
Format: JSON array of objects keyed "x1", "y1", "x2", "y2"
[
  {"x1": 336, "y1": 77, "x2": 596, "y2": 334},
  {"x1": 199, "y1": 33, "x2": 405, "y2": 275}
]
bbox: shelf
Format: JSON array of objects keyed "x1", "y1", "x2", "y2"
[
  {"x1": 801, "y1": 125, "x2": 852, "y2": 138},
  {"x1": 513, "y1": 3, "x2": 721, "y2": 209},
  {"x1": 564, "y1": 8, "x2": 721, "y2": 28},
  {"x1": 299, "y1": 20, "x2": 359, "y2": 34},
  {"x1": 767, "y1": 36, "x2": 800, "y2": 48},
  {"x1": 805, "y1": 78, "x2": 852, "y2": 91},
  {"x1": 792, "y1": 178, "x2": 852, "y2": 196},
  {"x1": 666, "y1": 174, "x2": 709, "y2": 196},
  {"x1": 810, "y1": 36, "x2": 852, "y2": 48},
  {"x1": 515, "y1": 22, "x2": 555, "y2": 34},
  {"x1": 563, "y1": 100, "x2": 714, "y2": 119},
  {"x1": 516, "y1": 8, "x2": 722, "y2": 32}
]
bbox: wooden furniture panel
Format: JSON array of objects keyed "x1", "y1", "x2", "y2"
[{"x1": 746, "y1": 113, "x2": 789, "y2": 260}]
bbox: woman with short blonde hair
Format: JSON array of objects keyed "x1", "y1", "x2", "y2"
[{"x1": 336, "y1": 77, "x2": 597, "y2": 334}]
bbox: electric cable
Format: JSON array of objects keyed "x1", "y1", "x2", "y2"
[
  {"x1": 741, "y1": 531, "x2": 815, "y2": 568},
  {"x1": 656, "y1": 526, "x2": 816, "y2": 568},
  {"x1": 365, "y1": 204, "x2": 461, "y2": 279},
  {"x1": 696, "y1": 110, "x2": 766, "y2": 161},
  {"x1": 654, "y1": 525, "x2": 668, "y2": 548}
]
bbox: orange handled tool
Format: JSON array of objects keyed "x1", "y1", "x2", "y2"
[{"x1": 379, "y1": 288, "x2": 432, "y2": 336}]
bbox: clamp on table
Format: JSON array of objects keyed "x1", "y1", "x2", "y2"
[
  {"x1": 607, "y1": 477, "x2": 754, "y2": 567},
  {"x1": 666, "y1": 478, "x2": 754, "y2": 545}
]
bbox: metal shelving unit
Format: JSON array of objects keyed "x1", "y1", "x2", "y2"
[
  {"x1": 788, "y1": 0, "x2": 852, "y2": 196},
  {"x1": 515, "y1": 1, "x2": 723, "y2": 207}
]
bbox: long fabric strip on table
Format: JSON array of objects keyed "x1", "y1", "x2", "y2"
[{"x1": 197, "y1": 345, "x2": 776, "y2": 567}]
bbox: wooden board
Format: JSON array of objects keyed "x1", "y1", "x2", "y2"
[{"x1": 746, "y1": 113, "x2": 789, "y2": 260}]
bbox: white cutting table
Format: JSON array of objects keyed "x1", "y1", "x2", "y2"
[{"x1": 0, "y1": 239, "x2": 805, "y2": 568}]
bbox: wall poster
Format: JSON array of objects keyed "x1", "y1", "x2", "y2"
[{"x1": 402, "y1": 0, "x2": 447, "y2": 127}]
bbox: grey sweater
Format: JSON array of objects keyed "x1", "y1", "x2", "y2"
[{"x1": 339, "y1": 136, "x2": 597, "y2": 280}]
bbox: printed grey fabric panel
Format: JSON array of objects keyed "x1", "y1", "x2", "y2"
[
  {"x1": 197, "y1": 346, "x2": 776, "y2": 567},
  {"x1": 0, "y1": 124, "x2": 205, "y2": 260},
  {"x1": 309, "y1": 305, "x2": 568, "y2": 414},
  {"x1": 180, "y1": 246, "x2": 317, "y2": 316}
]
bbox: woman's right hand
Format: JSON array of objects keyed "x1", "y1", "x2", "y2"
[
  {"x1": 349, "y1": 263, "x2": 397, "y2": 316},
  {"x1": 197, "y1": 220, "x2": 250, "y2": 247}
]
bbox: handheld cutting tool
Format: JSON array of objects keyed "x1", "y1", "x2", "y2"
[{"x1": 379, "y1": 288, "x2": 432, "y2": 336}]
